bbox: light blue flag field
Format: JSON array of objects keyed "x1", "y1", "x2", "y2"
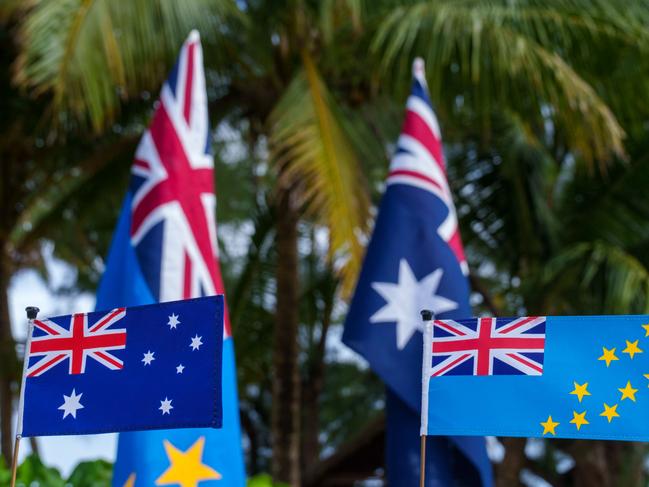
[{"x1": 421, "y1": 315, "x2": 649, "y2": 441}]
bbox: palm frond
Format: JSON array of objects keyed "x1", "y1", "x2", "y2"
[
  {"x1": 269, "y1": 51, "x2": 370, "y2": 297},
  {"x1": 372, "y1": 0, "x2": 646, "y2": 165},
  {"x1": 542, "y1": 242, "x2": 649, "y2": 313},
  {"x1": 320, "y1": 0, "x2": 364, "y2": 43},
  {"x1": 13, "y1": 0, "x2": 240, "y2": 132}
]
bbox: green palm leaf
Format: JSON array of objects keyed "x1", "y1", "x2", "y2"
[
  {"x1": 13, "y1": 0, "x2": 239, "y2": 132},
  {"x1": 372, "y1": 0, "x2": 649, "y2": 164},
  {"x1": 541, "y1": 241, "x2": 649, "y2": 313},
  {"x1": 269, "y1": 52, "x2": 370, "y2": 297}
]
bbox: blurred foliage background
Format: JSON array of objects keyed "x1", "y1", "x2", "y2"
[{"x1": 2, "y1": 0, "x2": 649, "y2": 485}]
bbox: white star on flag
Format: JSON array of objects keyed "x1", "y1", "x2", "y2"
[
  {"x1": 159, "y1": 397, "x2": 173, "y2": 415},
  {"x1": 190, "y1": 335, "x2": 203, "y2": 351},
  {"x1": 142, "y1": 350, "x2": 155, "y2": 365},
  {"x1": 167, "y1": 313, "x2": 180, "y2": 329},
  {"x1": 370, "y1": 258, "x2": 458, "y2": 350},
  {"x1": 58, "y1": 389, "x2": 84, "y2": 419},
  {"x1": 176, "y1": 364, "x2": 185, "y2": 374}
]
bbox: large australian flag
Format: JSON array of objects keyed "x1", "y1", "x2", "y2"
[
  {"x1": 97, "y1": 31, "x2": 246, "y2": 487},
  {"x1": 343, "y1": 58, "x2": 492, "y2": 486}
]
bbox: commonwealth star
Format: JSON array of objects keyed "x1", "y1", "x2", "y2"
[
  {"x1": 58, "y1": 389, "x2": 84, "y2": 419},
  {"x1": 370, "y1": 259, "x2": 457, "y2": 350}
]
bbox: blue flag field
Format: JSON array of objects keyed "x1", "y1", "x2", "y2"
[
  {"x1": 422, "y1": 315, "x2": 649, "y2": 441},
  {"x1": 19, "y1": 296, "x2": 223, "y2": 437}
]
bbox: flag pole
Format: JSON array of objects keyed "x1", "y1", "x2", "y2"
[
  {"x1": 10, "y1": 435, "x2": 20, "y2": 487},
  {"x1": 11, "y1": 306, "x2": 39, "y2": 487},
  {"x1": 419, "y1": 309, "x2": 435, "y2": 487}
]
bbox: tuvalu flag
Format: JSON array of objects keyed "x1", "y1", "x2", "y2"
[
  {"x1": 97, "y1": 30, "x2": 246, "y2": 486},
  {"x1": 19, "y1": 297, "x2": 224, "y2": 438},
  {"x1": 421, "y1": 315, "x2": 649, "y2": 440}
]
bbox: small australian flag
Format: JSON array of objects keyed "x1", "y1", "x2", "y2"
[{"x1": 19, "y1": 296, "x2": 223, "y2": 437}]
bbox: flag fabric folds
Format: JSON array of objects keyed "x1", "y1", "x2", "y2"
[
  {"x1": 20, "y1": 297, "x2": 224, "y2": 437},
  {"x1": 423, "y1": 315, "x2": 649, "y2": 441},
  {"x1": 97, "y1": 30, "x2": 246, "y2": 487},
  {"x1": 343, "y1": 58, "x2": 492, "y2": 486}
]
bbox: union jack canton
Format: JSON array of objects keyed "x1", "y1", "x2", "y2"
[
  {"x1": 27, "y1": 308, "x2": 127, "y2": 377},
  {"x1": 386, "y1": 57, "x2": 467, "y2": 275},
  {"x1": 129, "y1": 32, "x2": 227, "y2": 318},
  {"x1": 432, "y1": 317, "x2": 547, "y2": 376}
]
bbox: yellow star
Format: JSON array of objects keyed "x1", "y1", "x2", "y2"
[
  {"x1": 570, "y1": 411, "x2": 589, "y2": 431},
  {"x1": 540, "y1": 415, "x2": 559, "y2": 436},
  {"x1": 619, "y1": 381, "x2": 638, "y2": 401},
  {"x1": 600, "y1": 403, "x2": 620, "y2": 423},
  {"x1": 644, "y1": 373, "x2": 649, "y2": 386},
  {"x1": 156, "y1": 437, "x2": 221, "y2": 487},
  {"x1": 123, "y1": 474, "x2": 136, "y2": 487},
  {"x1": 569, "y1": 381, "x2": 591, "y2": 402},
  {"x1": 598, "y1": 347, "x2": 619, "y2": 367},
  {"x1": 623, "y1": 340, "x2": 643, "y2": 359},
  {"x1": 642, "y1": 324, "x2": 649, "y2": 337}
]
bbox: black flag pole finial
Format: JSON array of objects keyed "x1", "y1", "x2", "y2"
[
  {"x1": 25, "y1": 307, "x2": 39, "y2": 320},
  {"x1": 420, "y1": 309, "x2": 433, "y2": 321}
]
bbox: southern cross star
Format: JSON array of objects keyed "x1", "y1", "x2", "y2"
[
  {"x1": 176, "y1": 364, "x2": 185, "y2": 374},
  {"x1": 370, "y1": 259, "x2": 457, "y2": 350},
  {"x1": 190, "y1": 335, "x2": 203, "y2": 351},
  {"x1": 142, "y1": 350, "x2": 155, "y2": 365},
  {"x1": 167, "y1": 313, "x2": 180, "y2": 330},
  {"x1": 59, "y1": 389, "x2": 84, "y2": 419},
  {"x1": 159, "y1": 397, "x2": 174, "y2": 415}
]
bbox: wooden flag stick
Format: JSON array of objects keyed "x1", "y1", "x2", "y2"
[
  {"x1": 419, "y1": 434, "x2": 427, "y2": 487},
  {"x1": 11, "y1": 306, "x2": 40, "y2": 487},
  {"x1": 10, "y1": 436, "x2": 21, "y2": 487}
]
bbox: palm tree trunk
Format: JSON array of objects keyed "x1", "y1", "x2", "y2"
[
  {"x1": 301, "y1": 277, "x2": 334, "y2": 475},
  {"x1": 272, "y1": 188, "x2": 301, "y2": 485},
  {"x1": 495, "y1": 438, "x2": 526, "y2": 486},
  {"x1": 0, "y1": 251, "x2": 15, "y2": 462},
  {"x1": 570, "y1": 441, "x2": 612, "y2": 487},
  {"x1": 569, "y1": 440, "x2": 645, "y2": 487},
  {"x1": 301, "y1": 378, "x2": 320, "y2": 475}
]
